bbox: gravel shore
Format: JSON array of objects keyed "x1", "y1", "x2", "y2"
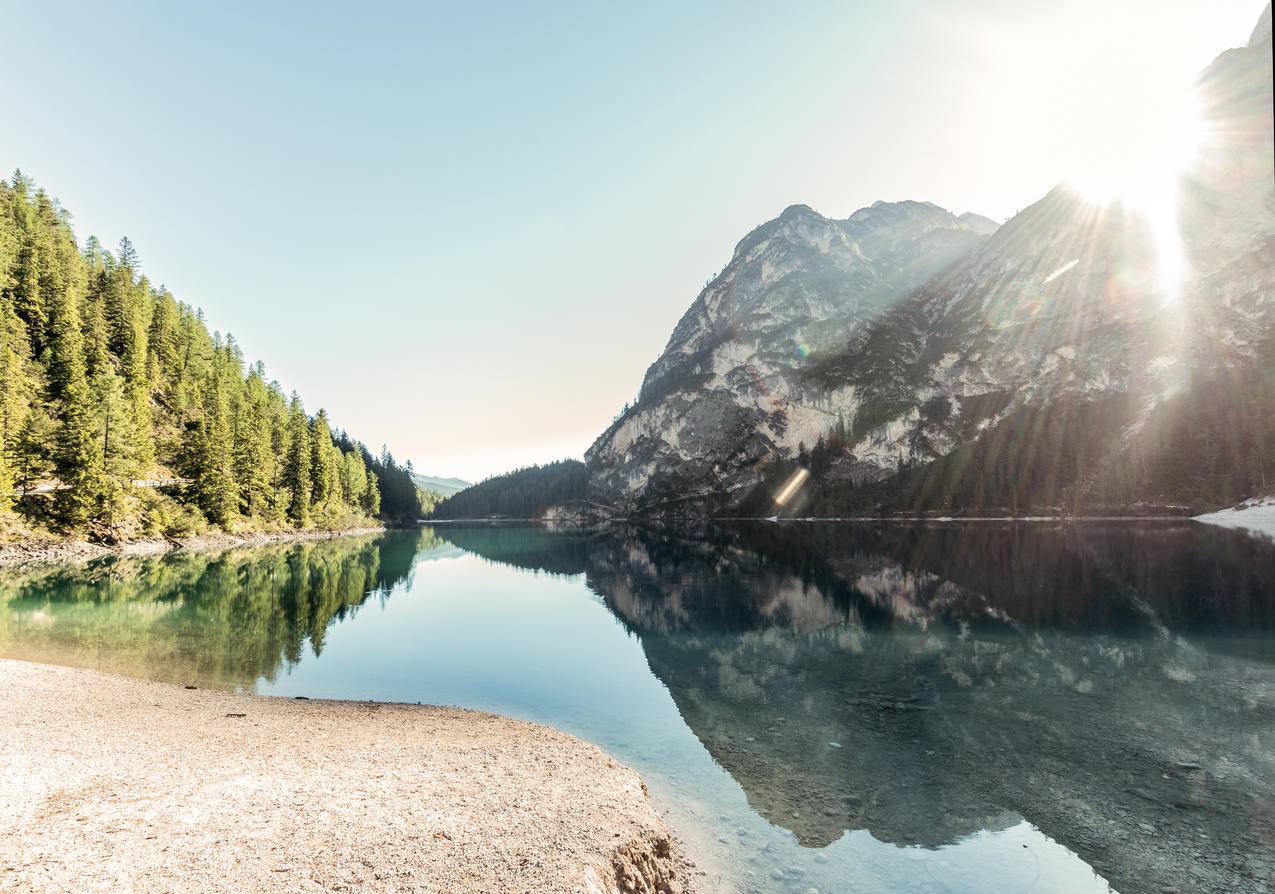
[{"x1": 0, "y1": 659, "x2": 690, "y2": 894}]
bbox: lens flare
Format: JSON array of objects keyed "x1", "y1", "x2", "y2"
[
  {"x1": 1065, "y1": 87, "x2": 1203, "y2": 305},
  {"x1": 774, "y1": 467, "x2": 810, "y2": 508}
]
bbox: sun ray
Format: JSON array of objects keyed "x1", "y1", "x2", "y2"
[{"x1": 1065, "y1": 87, "x2": 1204, "y2": 307}]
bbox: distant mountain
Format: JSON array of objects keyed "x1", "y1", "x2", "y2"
[
  {"x1": 409, "y1": 473, "x2": 471, "y2": 497},
  {"x1": 586, "y1": 6, "x2": 1274, "y2": 517}
]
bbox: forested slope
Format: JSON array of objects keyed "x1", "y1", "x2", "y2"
[
  {"x1": 0, "y1": 172, "x2": 421, "y2": 539},
  {"x1": 428, "y1": 460, "x2": 586, "y2": 519}
]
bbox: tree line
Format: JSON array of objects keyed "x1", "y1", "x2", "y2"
[
  {"x1": 0, "y1": 172, "x2": 421, "y2": 538},
  {"x1": 428, "y1": 460, "x2": 586, "y2": 519}
]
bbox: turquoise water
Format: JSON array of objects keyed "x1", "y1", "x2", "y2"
[{"x1": 2, "y1": 522, "x2": 1272, "y2": 893}]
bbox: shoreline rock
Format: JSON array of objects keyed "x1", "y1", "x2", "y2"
[
  {"x1": 0, "y1": 658, "x2": 691, "y2": 894},
  {"x1": 0, "y1": 525, "x2": 390, "y2": 569}
]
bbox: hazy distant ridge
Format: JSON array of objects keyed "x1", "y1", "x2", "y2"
[{"x1": 410, "y1": 473, "x2": 472, "y2": 497}]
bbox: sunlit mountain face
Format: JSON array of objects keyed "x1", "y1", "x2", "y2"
[{"x1": 587, "y1": 8, "x2": 1274, "y2": 519}]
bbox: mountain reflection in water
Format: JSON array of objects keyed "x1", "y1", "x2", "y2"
[
  {"x1": 0, "y1": 520, "x2": 1271, "y2": 894},
  {"x1": 437, "y1": 521, "x2": 1275, "y2": 893}
]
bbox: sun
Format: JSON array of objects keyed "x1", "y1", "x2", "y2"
[
  {"x1": 1064, "y1": 87, "x2": 1205, "y2": 303},
  {"x1": 1065, "y1": 88, "x2": 1204, "y2": 207}
]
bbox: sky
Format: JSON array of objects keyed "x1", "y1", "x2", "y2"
[{"x1": 1, "y1": 0, "x2": 1265, "y2": 483}]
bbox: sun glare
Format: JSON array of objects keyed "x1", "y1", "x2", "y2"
[
  {"x1": 1065, "y1": 87, "x2": 1205, "y2": 304},
  {"x1": 1066, "y1": 89, "x2": 1203, "y2": 206}
]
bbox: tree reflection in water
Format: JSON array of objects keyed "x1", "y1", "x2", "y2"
[{"x1": 0, "y1": 530, "x2": 433, "y2": 688}]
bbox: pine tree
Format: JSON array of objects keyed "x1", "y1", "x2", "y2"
[
  {"x1": 0, "y1": 296, "x2": 31, "y2": 510},
  {"x1": 308, "y1": 409, "x2": 340, "y2": 511},
  {"x1": 232, "y1": 368, "x2": 279, "y2": 518},
  {"x1": 11, "y1": 418, "x2": 47, "y2": 496},
  {"x1": 340, "y1": 450, "x2": 368, "y2": 506},
  {"x1": 83, "y1": 235, "x2": 105, "y2": 270},
  {"x1": 9, "y1": 195, "x2": 46, "y2": 350},
  {"x1": 82, "y1": 270, "x2": 111, "y2": 378},
  {"x1": 284, "y1": 394, "x2": 311, "y2": 526},
  {"x1": 47, "y1": 280, "x2": 105, "y2": 528},
  {"x1": 195, "y1": 356, "x2": 237, "y2": 526},
  {"x1": 90, "y1": 363, "x2": 139, "y2": 529},
  {"x1": 363, "y1": 469, "x2": 381, "y2": 517}
]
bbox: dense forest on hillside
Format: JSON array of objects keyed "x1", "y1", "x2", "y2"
[
  {"x1": 0, "y1": 172, "x2": 421, "y2": 539},
  {"x1": 428, "y1": 460, "x2": 586, "y2": 519}
]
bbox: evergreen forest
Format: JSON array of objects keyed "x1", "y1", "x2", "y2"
[{"x1": 0, "y1": 172, "x2": 421, "y2": 539}]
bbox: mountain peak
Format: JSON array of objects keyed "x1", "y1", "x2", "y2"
[
  {"x1": 1250, "y1": 3, "x2": 1271, "y2": 47},
  {"x1": 958, "y1": 211, "x2": 1001, "y2": 235},
  {"x1": 846, "y1": 199, "x2": 946, "y2": 224},
  {"x1": 779, "y1": 203, "x2": 822, "y2": 221},
  {"x1": 410, "y1": 472, "x2": 472, "y2": 496}
]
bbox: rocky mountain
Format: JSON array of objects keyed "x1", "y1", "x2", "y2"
[
  {"x1": 587, "y1": 7, "x2": 1274, "y2": 516},
  {"x1": 586, "y1": 201, "x2": 1000, "y2": 510}
]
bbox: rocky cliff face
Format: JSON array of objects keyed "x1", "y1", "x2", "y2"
[
  {"x1": 586, "y1": 202, "x2": 999, "y2": 511},
  {"x1": 587, "y1": 8, "x2": 1274, "y2": 515}
]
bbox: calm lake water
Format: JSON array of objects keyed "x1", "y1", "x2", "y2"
[{"x1": 2, "y1": 521, "x2": 1273, "y2": 894}]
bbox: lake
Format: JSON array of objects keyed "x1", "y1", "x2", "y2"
[{"x1": 1, "y1": 521, "x2": 1272, "y2": 894}]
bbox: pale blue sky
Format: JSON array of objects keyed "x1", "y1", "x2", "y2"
[{"x1": 2, "y1": 0, "x2": 1263, "y2": 481}]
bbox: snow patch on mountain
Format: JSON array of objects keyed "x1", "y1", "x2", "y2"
[{"x1": 1195, "y1": 496, "x2": 1275, "y2": 540}]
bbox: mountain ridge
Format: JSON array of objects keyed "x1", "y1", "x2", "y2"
[{"x1": 410, "y1": 473, "x2": 471, "y2": 497}]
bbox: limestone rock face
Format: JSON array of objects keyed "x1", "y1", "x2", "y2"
[{"x1": 586, "y1": 201, "x2": 998, "y2": 511}]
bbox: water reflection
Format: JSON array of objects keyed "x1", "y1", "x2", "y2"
[
  {"x1": 0, "y1": 530, "x2": 431, "y2": 687},
  {"x1": 0, "y1": 521, "x2": 1272, "y2": 894},
  {"x1": 440, "y1": 521, "x2": 1275, "y2": 638},
  {"x1": 439, "y1": 521, "x2": 1275, "y2": 894}
]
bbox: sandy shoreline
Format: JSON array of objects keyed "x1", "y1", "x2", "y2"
[
  {"x1": 0, "y1": 659, "x2": 691, "y2": 894},
  {"x1": 0, "y1": 525, "x2": 389, "y2": 569}
]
